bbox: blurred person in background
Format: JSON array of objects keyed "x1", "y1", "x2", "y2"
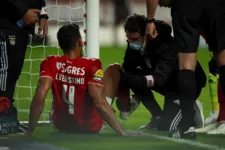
[
  {"x1": 112, "y1": 0, "x2": 130, "y2": 47},
  {"x1": 0, "y1": 0, "x2": 48, "y2": 135}
]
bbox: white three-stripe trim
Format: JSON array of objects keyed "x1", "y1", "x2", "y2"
[
  {"x1": 169, "y1": 110, "x2": 182, "y2": 131},
  {"x1": 0, "y1": 40, "x2": 8, "y2": 91}
]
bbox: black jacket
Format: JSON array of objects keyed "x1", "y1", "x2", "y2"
[
  {"x1": 0, "y1": 0, "x2": 47, "y2": 34},
  {"x1": 122, "y1": 20, "x2": 206, "y2": 94}
]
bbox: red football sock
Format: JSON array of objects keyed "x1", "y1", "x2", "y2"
[
  {"x1": 116, "y1": 86, "x2": 131, "y2": 112},
  {"x1": 217, "y1": 83, "x2": 225, "y2": 122}
]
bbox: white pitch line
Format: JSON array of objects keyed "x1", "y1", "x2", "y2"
[
  {"x1": 0, "y1": 147, "x2": 10, "y2": 150},
  {"x1": 142, "y1": 132, "x2": 225, "y2": 150}
]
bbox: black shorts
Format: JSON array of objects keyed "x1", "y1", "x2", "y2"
[{"x1": 171, "y1": 0, "x2": 225, "y2": 53}]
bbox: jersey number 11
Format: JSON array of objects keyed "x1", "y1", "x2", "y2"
[{"x1": 62, "y1": 84, "x2": 75, "y2": 114}]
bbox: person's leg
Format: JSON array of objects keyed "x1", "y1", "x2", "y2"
[
  {"x1": 132, "y1": 88, "x2": 163, "y2": 130},
  {"x1": 206, "y1": 82, "x2": 225, "y2": 135},
  {"x1": 103, "y1": 63, "x2": 131, "y2": 120},
  {"x1": 203, "y1": 1, "x2": 225, "y2": 134},
  {"x1": 215, "y1": 1, "x2": 225, "y2": 98},
  {"x1": 171, "y1": 0, "x2": 201, "y2": 132},
  {"x1": 103, "y1": 63, "x2": 122, "y2": 105},
  {"x1": 217, "y1": 83, "x2": 225, "y2": 122},
  {"x1": 132, "y1": 88, "x2": 163, "y2": 117},
  {"x1": 0, "y1": 29, "x2": 28, "y2": 104},
  {"x1": 208, "y1": 53, "x2": 220, "y2": 113},
  {"x1": 0, "y1": 28, "x2": 28, "y2": 135},
  {"x1": 170, "y1": 0, "x2": 203, "y2": 138},
  {"x1": 160, "y1": 92, "x2": 181, "y2": 131},
  {"x1": 205, "y1": 55, "x2": 219, "y2": 125}
]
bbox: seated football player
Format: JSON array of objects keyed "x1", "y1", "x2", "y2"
[
  {"x1": 113, "y1": 14, "x2": 207, "y2": 136},
  {"x1": 26, "y1": 24, "x2": 141, "y2": 136}
]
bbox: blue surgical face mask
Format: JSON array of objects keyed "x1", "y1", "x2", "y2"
[{"x1": 129, "y1": 42, "x2": 143, "y2": 50}]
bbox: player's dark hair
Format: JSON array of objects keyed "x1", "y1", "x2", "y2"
[
  {"x1": 57, "y1": 24, "x2": 81, "y2": 53},
  {"x1": 124, "y1": 13, "x2": 147, "y2": 36}
]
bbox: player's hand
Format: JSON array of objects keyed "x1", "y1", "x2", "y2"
[
  {"x1": 146, "y1": 22, "x2": 158, "y2": 39},
  {"x1": 38, "y1": 18, "x2": 48, "y2": 38},
  {"x1": 124, "y1": 131, "x2": 146, "y2": 136},
  {"x1": 23, "y1": 9, "x2": 41, "y2": 25},
  {"x1": 143, "y1": 22, "x2": 158, "y2": 49},
  {"x1": 24, "y1": 131, "x2": 33, "y2": 136}
]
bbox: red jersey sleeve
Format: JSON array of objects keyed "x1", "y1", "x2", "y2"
[
  {"x1": 88, "y1": 59, "x2": 104, "y2": 85},
  {"x1": 40, "y1": 56, "x2": 54, "y2": 80}
]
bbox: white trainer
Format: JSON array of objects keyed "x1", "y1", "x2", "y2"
[
  {"x1": 120, "y1": 111, "x2": 130, "y2": 120},
  {"x1": 194, "y1": 99, "x2": 205, "y2": 128},
  {"x1": 119, "y1": 94, "x2": 140, "y2": 120},
  {"x1": 194, "y1": 122, "x2": 218, "y2": 133},
  {"x1": 207, "y1": 121, "x2": 225, "y2": 135},
  {"x1": 204, "y1": 111, "x2": 219, "y2": 125}
]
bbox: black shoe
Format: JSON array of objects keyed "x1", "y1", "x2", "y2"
[
  {"x1": 168, "y1": 127, "x2": 196, "y2": 139},
  {"x1": 18, "y1": 123, "x2": 28, "y2": 133},
  {"x1": 138, "y1": 116, "x2": 161, "y2": 130}
]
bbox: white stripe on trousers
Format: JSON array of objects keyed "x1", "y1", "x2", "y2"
[
  {"x1": 169, "y1": 110, "x2": 182, "y2": 131},
  {"x1": 0, "y1": 40, "x2": 8, "y2": 91}
]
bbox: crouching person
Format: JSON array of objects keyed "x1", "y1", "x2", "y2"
[{"x1": 106, "y1": 14, "x2": 207, "y2": 139}]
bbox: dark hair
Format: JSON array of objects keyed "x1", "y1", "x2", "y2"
[
  {"x1": 57, "y1": 24, "x2": 81, "y2": 53},
  {"x1": 124, "y1": 13, "x2": 147, "y2": 36}
]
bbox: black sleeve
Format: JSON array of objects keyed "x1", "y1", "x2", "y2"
[
  {"x1": 155, "y1": 20, "x2": 173, "y2": 41},
  {"x1": 152, "y1": 43, "x2": 178, "y2": 89},
  {"x1": 123, "y1": 43, "x2": 178, "y2": 90},
  {"x1": 1, "y1": 0, "x2": 28, "y2": 23},
  {"x1": 122, "y1": 46, "x2": 143, "y2": 74}
]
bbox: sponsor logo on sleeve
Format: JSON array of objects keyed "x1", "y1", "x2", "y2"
[
  {"x1": 93, "y1": 69, "x2": 103, "y2": 82},
  {"x1": 56, "y1": 62, "x2": 62, "y2": 70}
]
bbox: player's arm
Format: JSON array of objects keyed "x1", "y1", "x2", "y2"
[
  {"x1": 146, "y1": 0, "x2": 158, "y2": 19},
  {"x1": 27, "y1": 77, "x2": 52, "y2": 134},
  {"x1": 88, "y1": 60, "x2": 126, "y2": 136},
  {"x1": 27, "y1": 57, "x2": 53, "y2": 135},
  {"x1": 88, "y1": 83, "x2": 126, "y2": 136}
]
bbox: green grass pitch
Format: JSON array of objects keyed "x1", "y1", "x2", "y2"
[{"x1": 13, "y1": 46, "x2": 225, "y2": 150}]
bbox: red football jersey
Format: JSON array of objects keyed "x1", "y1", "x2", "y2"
[{"x1": 40, "y1": 55, "x2": 104, "y2": 133}]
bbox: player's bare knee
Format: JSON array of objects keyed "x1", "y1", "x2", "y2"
[
  {"x1": 104, "y1": 63, "x2": 121, "y2": 81},
  {"x1": 106, "y1": 63, "x2": 121, "y2": 71},
  {"x1": 216, "y1": 49, "x2": 225, "y2": 67},
  {"x1": 179, "y1": 53, "x2": 197, "y2": 70}
]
